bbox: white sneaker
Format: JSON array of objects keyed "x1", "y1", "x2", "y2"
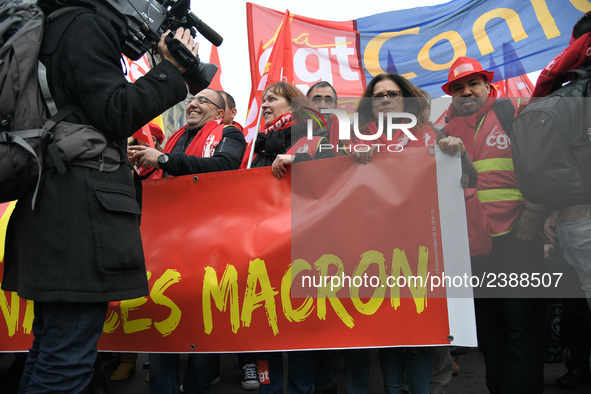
[{"x1": 241, "y1": 363, "x2": 260, "y2": 390}]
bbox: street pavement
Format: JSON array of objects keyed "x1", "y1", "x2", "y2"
[{"x1": 3, "y1": 347, "x2": 588, "y2": 393}]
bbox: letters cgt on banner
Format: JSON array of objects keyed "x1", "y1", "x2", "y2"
[
  {"x1": 0, "y1": 149, "x2": 476, "y2": 352},
  {"x1": 246, "y1": 1, "x2": 588, "y2": 98}
]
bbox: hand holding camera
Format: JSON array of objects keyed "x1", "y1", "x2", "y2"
[
  {"x1": 39, "y1": 0, "x2": 222, "y2": 91},
  {"x1": 158, "y1": 28, "x2": 199, "y2": 72}
]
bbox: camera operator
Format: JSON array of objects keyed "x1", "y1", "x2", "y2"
[{"x1": 2, "y1": 2, "x2": 206, "y2": 392}]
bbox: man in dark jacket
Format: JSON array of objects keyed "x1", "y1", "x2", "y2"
[
  {"x1": 2, "y1": 3, "x2": 202, "y2": 392},
  {"x1": 129, "y1": 88, "x2": 246, "y2": 178},
  {"x1": 542, "y1": 11, "x2": 591, "y2": 389},
  {"x1": 129, "y1": 88, "x2": 246, "y2": 394}
]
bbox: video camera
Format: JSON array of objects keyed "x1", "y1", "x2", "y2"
[{"x1": 41, "y1": 0, "x2": 221, "y2": 86}]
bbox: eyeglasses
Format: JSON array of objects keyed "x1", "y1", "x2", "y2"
[
  {"x1": 184, "y1": 95, "x2": 222, "y2": 110},
  {"x1": 371, "y1": 90, "x2": 403, "y2": 102}
]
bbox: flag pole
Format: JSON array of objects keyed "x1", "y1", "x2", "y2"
[
  {"x1": 245, "y1": 9, "x2": 291, "y2": 169},
  {"x1": 246, "y1": 109, "x2": 263, "y2": 169}
]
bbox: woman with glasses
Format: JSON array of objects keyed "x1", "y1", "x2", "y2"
[
  {"x1": 341, "y1": 73, "x2": 435, "y2": 394},
  {"x1": 348, "y1": 73, "x2": 443, "y2": 163},
  {"x1": 344, "y1": 73, "x2": 476, "y2": 394}
]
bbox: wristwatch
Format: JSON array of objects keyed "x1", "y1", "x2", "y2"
[{"x1": 157, "y1": 153, "x2": 169, "y2": 168}]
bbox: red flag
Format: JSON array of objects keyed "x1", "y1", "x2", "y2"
[
  {"x1": 244, "y1": 11, "x2": 293, "y2": 142},
  {"x1": 265, "y1": 10, "x2": 293, "y2": 87},
  {"x1": 132, "y1": 122, "x2": 165, "y2": 148},
  {"x1": 132, "y1": 125, "x2": 155, "y2": 148},
  {"x1": 246, "y1": 3, "x2": 360, "y2": 98},
  {"x1": 122, "y1": 54, "x2": 151, "y2": 83},
  {"x1": 243, "y1": 40, "x2": 266, "y2": 142},
  {"x1": 492, "y1": 74, "x2": 535, "y2": 98},
  {"x1": 208, "y1": 45, "x2": 223, "y2": 91}
]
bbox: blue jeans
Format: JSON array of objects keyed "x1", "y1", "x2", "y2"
[
  {"x1": 557, "y1": 216, "x2": 591, "y2": 309},
  {"x1": 379, "y1": 347, "x2": 431, "y2": 394},
  {"x1": 256, "y1": 351, "x2": 316, "y2": 394},
  {"x1": 19, "y1": 301, "x2": 108, "y2": 394},
  {"x1": 149, "y1": 353, "x2": 216, "y2": 394}
]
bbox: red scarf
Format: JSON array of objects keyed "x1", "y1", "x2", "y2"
[
  {"x1": 239, "y1": 113, "x2": 293, "y2": 169},
  {"x1": 163, "y1": 119, "x2": 224, "y2": 157},
  {"x1": 149, "y1": 119, "x2": 224, "y2": 179},
  {"x1": 262, "y1": 113, "x2": 292, "y2": 135},
  {"x1": 532, "y1": 33, "x2": 591, "y2": 97}
]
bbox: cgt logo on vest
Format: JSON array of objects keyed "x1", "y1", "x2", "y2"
[
  {"x1": 486, "y1": 128, "x2": 510, "y2": 150},
  {"x1": 306, "y1": 109, "x2": 418, "y2": 153}
]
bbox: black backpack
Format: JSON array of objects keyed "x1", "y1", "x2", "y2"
[
  {"x1": 510, "y1": 66, "x2": 591, "y2": 208},
  {"x1": 0, "y1": 0, "x2": 72, "y2": 208},
  {"x1": 0, "y1": 0, "x2": 121, "y2": 209}
]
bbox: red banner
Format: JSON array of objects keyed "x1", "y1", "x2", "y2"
[
  {"x1": 243, "y1": 3, "x2": 362, "y2": 141},
  {"x1": 1, "y1": 150, "x2": 476, "y2": 352},
  {"x1": 207, "y1": 45, "x2": 224, "y2": 92},
  {"x1": 246, "y1": 3, "x2": 360, "y2": 96}
]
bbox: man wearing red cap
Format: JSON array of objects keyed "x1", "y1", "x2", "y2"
[{"x1": 442, "y1": 57, "x2": 548, "y2": 394}]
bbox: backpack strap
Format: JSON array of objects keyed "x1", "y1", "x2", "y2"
[
  {"x1": 7, "y1": 105, "x2": 78, "y2": 209},
  {"x1": 38, "y1": 61, "x2": 58, "y2": 116},
  {"x1": 0, "y1": 129, "x2": 48, "y2": 209},
  {"x1": 41, "y1": 103, "x2": 78, "y2": 177},
  {"x1": 43, "y1": 103, "x2": 79, "y2": 129},
  {"x1": 492, "y1": 99, "x2": 516, "y2": 137}
]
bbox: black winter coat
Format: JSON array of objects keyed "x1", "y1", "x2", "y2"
[
  {"x1": 251, "y1": 123, "x2": 335, "y2": 168},
  {"x1": 2, "y1": 10, "x2": 188, "y2": 302}
]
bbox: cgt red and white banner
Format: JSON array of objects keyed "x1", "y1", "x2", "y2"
[
  {"x1": 246, "y1": 4, "x2": 362, "y2": 96},
  {"x1": 243, "y1": 3, "x2": 363, "y2": 141},
  {"x1": 0, "y1": 149, "x2": 476, "y2": 353}
]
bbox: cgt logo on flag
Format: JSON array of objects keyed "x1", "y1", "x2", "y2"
[{"x1": 257, "y1": 360, "x2": 270, "y2": 384}]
